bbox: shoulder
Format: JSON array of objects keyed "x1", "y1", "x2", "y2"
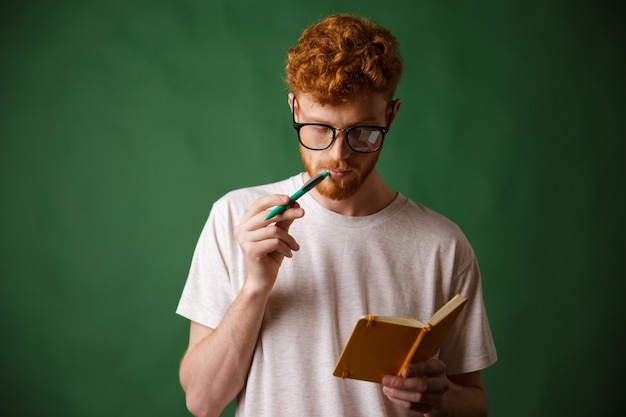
[
  {"x1": 398, "y1": 197, "x2": 466, "y2": 239},
  {"x1": 393, "y1": 196, "x2": 476, "y2": 258}
]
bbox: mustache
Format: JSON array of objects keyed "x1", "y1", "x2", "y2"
[{"x1": 321, "y1": 161, "x2": 358, "y2": 171}]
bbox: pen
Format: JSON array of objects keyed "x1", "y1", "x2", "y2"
[{"x1": 265, "y1": 171, "x2": 330, "y2": 220}]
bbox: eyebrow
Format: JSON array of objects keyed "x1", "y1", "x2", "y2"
[{"x1": 297, "y1": 110, "x2": 382, "y2": 127}]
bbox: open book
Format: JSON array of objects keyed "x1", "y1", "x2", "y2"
[{"x1": 333, "y1": 294, "x2": 468, "y2": 383}]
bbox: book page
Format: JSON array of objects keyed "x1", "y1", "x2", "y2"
[
  {"x1": 374, "y1": 315, "x2": 424, "y2": 327},
  {"x1": 428, "y1": 294, "x2": 466, "y2": 326}
]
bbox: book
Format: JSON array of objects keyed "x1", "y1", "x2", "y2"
[{"x1": 332, "y1": 294, "x2": 468, "y2": 383}]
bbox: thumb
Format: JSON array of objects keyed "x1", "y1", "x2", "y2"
[{"x1": 276, "y1": 203, "x2": 304, "y2": 230}]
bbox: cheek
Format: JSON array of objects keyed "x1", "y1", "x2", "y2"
[
  {"x1": 299, "y1": 149, "x2": 313, "y2": 173},
  {"x1": 361, "y1": 153, "x2": 379, "y2": 175},
  {"x1": 299, "y1": 148, "x2": 325, "y2": 173}
]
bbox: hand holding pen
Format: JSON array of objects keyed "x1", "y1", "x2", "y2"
[
  {"x1": 265, "y1": 171, "x2": 330, "y2": 220},
  {"x1": 233, "y1": 171, "x2": 330, "y2": 288}
]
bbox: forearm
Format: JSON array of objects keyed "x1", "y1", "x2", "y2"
[
  {"x1": 180, "y1": 281, "x2": 271, "y2": 417},
  {"x1": 425, "y1": 380, "x2": 488, "y2": 417}
]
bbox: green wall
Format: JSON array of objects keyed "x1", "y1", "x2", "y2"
[{"x1": 1, "y1": 1, "x2": 623, "y2": 416}]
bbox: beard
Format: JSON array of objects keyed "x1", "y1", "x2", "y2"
[{"x1": 300, "y1": 151, "x2": 380, "y2": 201}]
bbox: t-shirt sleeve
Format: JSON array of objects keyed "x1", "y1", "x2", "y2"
[
  {"x1": 175, "y1": 177, "x2": 299, "y2": 330},
  {"x1": 176, "y1": 200, "x2": 239, "y2": 329},
  {"x1": 438, "y1": 248, "x2": 498, "y2": 375}
]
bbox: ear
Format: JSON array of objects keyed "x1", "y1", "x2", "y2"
[
  {"x1": 389, "y1": 99, "x2": 402, "y2": 128},
  {"x1": 288, "y1": 93, "x2": 295, "y2": 112}
]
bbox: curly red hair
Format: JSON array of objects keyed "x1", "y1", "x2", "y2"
[{"x1": 285, "y1": 14, "x2": 403, "y2": 105}]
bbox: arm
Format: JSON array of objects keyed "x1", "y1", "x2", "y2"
[
  {"x1": 382, "y1": 361, "x2": 488, "y2": 417},
  {"x1": 179, "y1": 286, "x2": 270, "y2": 417},
  {"x1": 179, "y1": 195, "x2": 303, "y2": 417}
]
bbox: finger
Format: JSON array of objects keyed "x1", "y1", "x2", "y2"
[
  {"x1": 383, "y1": 389, "x2": 436, "y2": 414},
  {"x1": 384, "y1": 395, "x2": 415, "y2": 411},
  {"x1": 237, "y1": 221, "x2": 302, "y2": 262},
  {"x1": 240, "y1": 194, "x2": 292, "y2": 224},
  {"x1": 271, "y1": 203, "x2": 304, "y2": 230},
  {"x1": 382, "y1": 374, "x2": 427, "y2": 392},
  {"x1": 246, "y1": 224, "x2": 301, "y2": 254},
  {"x1": 382, "y1": 379, "x2": 448, "y2": 415},
  {"x1": 381, "y1": 362, "x2": 448, "y2": 412},
  {"x1": 382, "y1": 362, "x2": 449, "y2": 393},
  {"x1": 382, "y1": 385, "x2": 432, "y2": 413},
  {"x1": 404, "y1": 359, "x2": 446, "y2": 378},
  {"x1": 240, "y1": 234, "x2": 298, "y2": 260},
  {"x1": 385, "y1": 373, "x2": 449, "y2": 394},
  {"x1": 382, "y1": 382, "x2": 445, "y2": 414}
]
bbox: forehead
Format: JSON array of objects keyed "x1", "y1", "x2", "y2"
[{"x1": 296, "y1": 92, "x2": 389, "y2": 124}]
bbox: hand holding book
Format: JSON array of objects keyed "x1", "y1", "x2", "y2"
[{"x1": 333, "y1": 294, "x2": 468, "y2": 383}]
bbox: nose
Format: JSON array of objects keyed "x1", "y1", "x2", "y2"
[{"x1": 329, "y1": 129, "x2": 351, "y2": 160}]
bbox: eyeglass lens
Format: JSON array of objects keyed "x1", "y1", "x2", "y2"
[{"x1": 298, "y1": 125, "x2": 383, "y2": 152}]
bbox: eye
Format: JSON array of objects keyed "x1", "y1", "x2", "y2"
[
  {"x1": 309, "y1": 125, "x2": 332, "y2": 134},
  {"x1": 351, "y1": 128, "x2": 382, "y2": 144}
]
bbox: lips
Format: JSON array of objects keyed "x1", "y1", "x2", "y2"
[{"x1": 328, "y1": 168, "x2": 351, "y2": 179}]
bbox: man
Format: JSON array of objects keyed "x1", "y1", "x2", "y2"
[{"x1": 177, "y1": 14, "x2": 497, "y2": 417}]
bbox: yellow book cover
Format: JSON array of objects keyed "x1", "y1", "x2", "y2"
[{"x1": 333, "y1": 294, "x2": 468, "y2": 383}]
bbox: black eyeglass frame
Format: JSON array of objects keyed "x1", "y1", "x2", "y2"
[{"x1": 292, "y1": 97, "x2": 397, "y2": 153}]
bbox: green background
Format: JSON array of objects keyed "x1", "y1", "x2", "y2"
[{"x1": 1, "y1": 0, "x2": 623, "y2": 416}]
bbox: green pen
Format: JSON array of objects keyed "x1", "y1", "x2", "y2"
[{"x1": 265, "y1": 171, "x2": 330, "y2": 220}]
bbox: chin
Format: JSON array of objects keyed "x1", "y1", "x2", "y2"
[{"x1": 317, "y1": 180, "x2": 361, "y2": 200}]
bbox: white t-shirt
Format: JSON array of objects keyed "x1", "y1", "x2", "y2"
[{"x1": 177, "y1": 173, "x2": 497, "y2": 417}]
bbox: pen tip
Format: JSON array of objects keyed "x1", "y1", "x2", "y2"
[{"x1": 321, "y1": 170, "x2": 330, "y2": 178}]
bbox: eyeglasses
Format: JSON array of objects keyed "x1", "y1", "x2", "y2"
[{"x1": 292, "y1": 98, "x2": 396, "y2": 153}]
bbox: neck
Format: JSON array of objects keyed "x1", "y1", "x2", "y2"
[{"x1": 308, "y1": 169, "x2": 397, "y2": 216}]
